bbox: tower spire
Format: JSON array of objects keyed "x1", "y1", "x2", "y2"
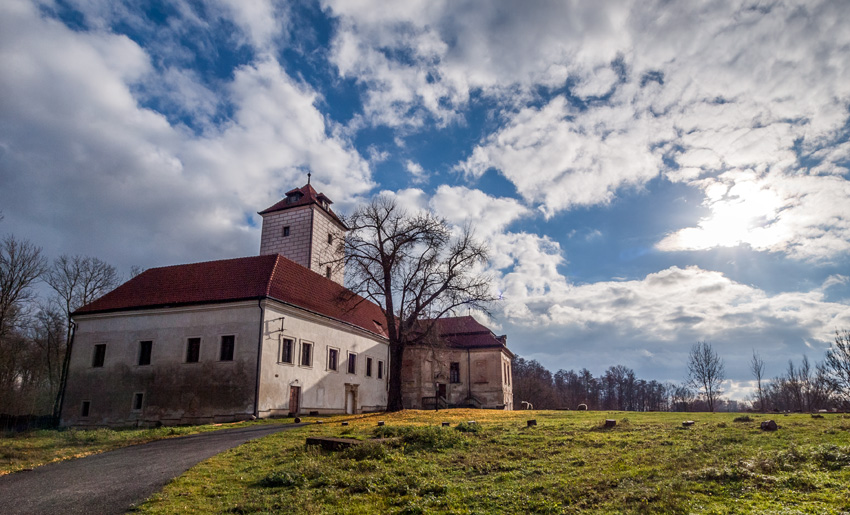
[{"x1": 307, "y1": 172, "x2": 311, "y2": 185}]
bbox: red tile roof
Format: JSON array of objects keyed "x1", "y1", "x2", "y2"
[
  {"x1": 430, "y1": 315, "x2": 512, "y2": 353},
  {"x1": 258, "y1": 183, "x2": 346, "y2": 228},
  {"x1": 74, "y1": 254, "x2": 388, "y2": 338}
]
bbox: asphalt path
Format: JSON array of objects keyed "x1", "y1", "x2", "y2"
[{"x1": 0, "y1": 422, "x2": 305, "y2": 514}]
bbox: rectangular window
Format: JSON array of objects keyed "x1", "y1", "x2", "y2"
[
  {"x1": 327, "y1": 233, "x2": 333, "y2": 244},
  {"x1": 132, "y1": 393, "x2": 144, "y2": 411},
  {"x1": 325, "y1": 266, "x2": 331, "y2": 279},
  {"x1": 138, "y1": 340, "x2": 152, "y2": 366},
  {"x1": 348, "y1": 352, "x2": 357, "y2": 374},
  {"x1": 378, "y1": 360, "x2": 384, "y2": 379},
  {"x1": 366, "y1": 357, "x2": 373, "y2": 377},
  {"x1": 300, "y1": 341, "x2": 313, "y2": 367},
  {"x1": 328, "y1": 347, "x2": 339, "y2": 371},
  {"x1": 92, "y1": 344, "x2": 106, "y2": 368},
  {"x1": 81, "y1": 401, "x2": 90, "y2": 418},
  {"x1": 220, "y1": 335, "x2": 235, "y2": 361},
  {"x1": 186, "y1": 337, "x2": 201, "y2": 363},
  {"x1": 280, "y1": 337, "x2": 294, "y2": 364},
  {"x1": 283, "y1": 226, "x2": 290, "y2": 237},
  {"x1": 450, "y1": 362, "x2": 461, "y2": 383}
]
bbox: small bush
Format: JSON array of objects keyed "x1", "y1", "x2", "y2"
[
  {"x1": 341, "y1": 441, "x2": 387, "y2": 461},
  {"x1": 454, "y1": 421, "x2": 480, "y2": 433},
  {"x1": 258, "y1": 470, "x2": 303, "y2": 488}
]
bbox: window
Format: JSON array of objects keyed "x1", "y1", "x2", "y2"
[
  {"x1": 138, "y1": 340, "x2": 152, "y2": 366},
  {"x1": 328, "y1": 347, "x2": 339, "y2": 371},
  {"x1": 92, "y1": 344, "x2": 106, "y2": 368},
  {"x1": 378, "y1": 360, "x2": 384, "y2": 379},
  {"x1": 450, "y1": 362, "x2": 461, "y2": 383},
  {"x1": 300, "y1": 341, "x2": 313, "y2": 367},
  {"x1": 282, "y1": 226, "x2": 290, "y2": 237},
  {"x1": 327, "y1": 233, "x2": 333, "y2": 244},
  {"x1": 325, "y1": 266, "x2": 331, "y2": 279},
  {"x1": 280, "y1": 338, "x2": 294, "y2": 364},
  {"x1": 186, "y1": 338, "x2": 201, "y2": 363},
  {"x1": 348, "y1": 352, "x2": 357, "y2": 374},
  {"x1": 220, "y1": 335, "x2": 235, "y2": 361},
  {"x1": 132, "y1": 393, "x2": 144, "y2": 411},
  {"x1": 81, "y1": 401, "x2": 90, "y2": 418},
  {"x1": 366, "y1": 357, "x2": 373, "y2": 377}
]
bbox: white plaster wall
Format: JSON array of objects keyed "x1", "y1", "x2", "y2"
[
  {"x1": 61, "y1": 302, "x2": 262, "y2": 427},
  {"x1": 257, "y1": 301, "x2": 389, "y2": 415},
  {"x1": 309, "y1": 207, "x2": 345, "y2": 285},
  {"x1": 259, "y1": 206, "x2": 313, "y2": 267}
]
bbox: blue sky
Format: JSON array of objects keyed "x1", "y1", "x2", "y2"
[{"x1": 2, "y1": 0, "x2": 849, "y2": 399}]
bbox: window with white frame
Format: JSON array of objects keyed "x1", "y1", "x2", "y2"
[
  {"x1": 280, "y1": 337, "x2": 294, "y2": 364},
  {"x1": 328, "y1": 347, "x2": 339, "y2": 371},
  {"x1": 300, "y1": 341, "x2": 313, "y2": 367},
  {"x1": 347, "y1": 352, "x2": 357, "y2": 374}
]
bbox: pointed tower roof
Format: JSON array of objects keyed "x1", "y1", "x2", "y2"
[{"x1": 258, "y1": 182, "x2": 346, "y2": 229}]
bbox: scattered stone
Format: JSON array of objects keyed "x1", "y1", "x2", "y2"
[
  {"x1": 294, "y1": 417, "x2": 301, "y2": 423},
  {"x1": 604, "y1": 419, "x2": 616, "y2": 428},
  {"x1": 527, "y1": 419, "x2": 537, "y2": 427},
  {"x1": 341, "y1": 421, "x2": 349, "y2": 426},
  {"x1": 377, "y1": 421, "x2": 385, "y2": 426},
  {"x1": 682, "y1": 421, "x2": 695, "y2": 427},
  {"x1": 467, "y1": 420, "x2": 478, "y2": 425},
  {"x1": 442, "y1": 422, "x2": 450, "y2": 427},
  {"x1": 577, "y1": 404, "x2": 588, "y2": 411},
  {"x1": 315, "y1": 420, "x2": 323, "y2": 424},
  {"x1": 760, "y1": 420, "x2": 778, "y2": 431}
]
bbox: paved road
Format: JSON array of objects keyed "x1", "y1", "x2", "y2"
[{"x1": 0, "y1": 423, "x2": 304, "y2": 514}]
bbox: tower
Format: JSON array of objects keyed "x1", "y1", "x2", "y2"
[{"x1": 258, "y1": 180, "x2": 347, "y2": 285}]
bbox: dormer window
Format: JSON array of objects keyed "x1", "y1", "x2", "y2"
[{"x1": 286, "y1": 192, "x2": 304, "y2": 204}]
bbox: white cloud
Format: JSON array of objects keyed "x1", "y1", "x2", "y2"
[
  {"x1": 404, "y1": 160, "x2": 427, "y2": 184},
  {"x1": 0, "y1": 0, "x2": 371, "y2": 270},
  {"x1": 428, "y1": 185, "x2": 530, "y2": 236},
  {"x1": 323, "y1": 0, "x2": 850, "y2": 260}
]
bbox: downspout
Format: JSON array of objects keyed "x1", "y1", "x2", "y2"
[
  {"x1": 253, "y1": 299, "x2": 265, "y2": 419},
  {"x1": 55, "y1": 320, "x2": 77, "y2": 425}
]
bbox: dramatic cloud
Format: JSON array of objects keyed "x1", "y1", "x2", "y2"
[
  {"x1": 0, "y1": 0, "x2": 371, "y2": 270},
  {"x1": 325, "y1": 0, "x2": 850, "y2": 260}
]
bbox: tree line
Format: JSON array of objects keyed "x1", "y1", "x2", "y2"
[
  {"x1": 1, "y1": 218, "x2": 122, "y2": 420},
  {"x1": 513, "y1": 334, "x2": 850, "y2": 412}
]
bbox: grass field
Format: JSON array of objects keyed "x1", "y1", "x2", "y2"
[{"x1": 133, "y1": 410, "x2": 850, "y2": 514}]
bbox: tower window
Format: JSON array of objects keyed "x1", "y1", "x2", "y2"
[
  {"x1": 327, "y1": 233, "x2": 333, "y2": 244},
  {"x1": 282, "y1": 226, "x2": 290, "y2": 237},
  {"x1": 92, "y1": 344, "x2": 106, "y2": 368},
  {"x1": 326, "y1": 266, "x2": 331, "y2": 279}
]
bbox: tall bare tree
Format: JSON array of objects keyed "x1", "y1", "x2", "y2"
[
  {"x1": 750, "y1": 349, "x2": 766, "y2": 411},
  {"x1": 825, "y1": 329, "x2": 850, "y2": 405},
  {"x1": 687, "y1": 341, "x2": 725, "y2": 412},
  {"x1": 341, "y1": 196, "x2": 495, "y2": 411},
  {"x1": 48, "y1": 255, "x2": 119, "y2": 418},
  {"x1": 0, "y1": 234, "x2": 47, "y2": 412}
]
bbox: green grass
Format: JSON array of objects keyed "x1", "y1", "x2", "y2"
[
  {"x1": 0, "y1": 420, "x2": 277, "y2": 475},
  {"x1": 136, "y1": 410, "x2": 850, "y2": 514}
]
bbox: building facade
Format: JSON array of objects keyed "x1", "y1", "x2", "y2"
[{"x1": 60, "y1": 182, "x2": 513, "y2": 427}]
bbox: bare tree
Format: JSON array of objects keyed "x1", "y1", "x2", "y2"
[
  {"x1": 687, "y1": 341, "x2": 725, "y2": 412},
  {"x1": 48, "y1": 255, "x2": 120, "y2": 418},
  {"x1": 0, "y1": 235, "x2": 46, "y2": 412},
  {"x1": 341, "y1": 196, "x2": 495, "y2": 411},
  {"x1": 750, "y1": 349, "x2": 766, "y2": 412},
  {"x1": 825, "y1": 329, "x2": 850, "y2": 406}
]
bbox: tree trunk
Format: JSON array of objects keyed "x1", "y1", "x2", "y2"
[{"x1": 386, "y1": 340, "x2": 405, "y2": 412}]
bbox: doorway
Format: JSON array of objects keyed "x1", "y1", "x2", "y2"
[
  {"x1": 289, "y1": 386, "x2": 301, "y2": 415},
  {"x1": 344, "y1": 384, "x2": 358, "y2": 414}
]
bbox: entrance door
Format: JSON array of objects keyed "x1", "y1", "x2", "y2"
[
  {"x1": 345, "y1": 389, "x2": 355, "y2": 414},
  {"x1": 437, "y1": 383, "x2": 447, "y2": 400},
  {"x1": 289, "y1": 386, "x2": 301, "y2": 415}
]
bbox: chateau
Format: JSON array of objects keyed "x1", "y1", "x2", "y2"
[{"x1": 60, "y1": 182, "x2": 513, "y2": 427}]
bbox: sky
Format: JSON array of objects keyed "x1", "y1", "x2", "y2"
[{"x1": 2, "y1": 0, "x2": 849, "y2": 400}]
